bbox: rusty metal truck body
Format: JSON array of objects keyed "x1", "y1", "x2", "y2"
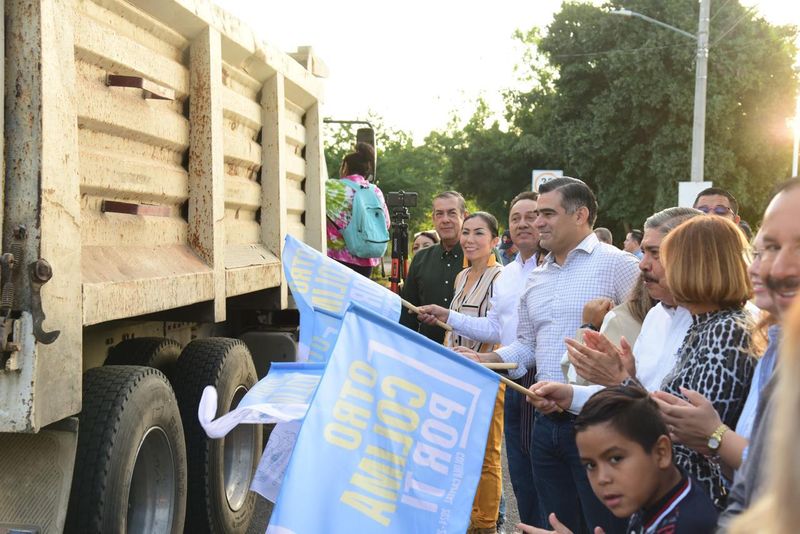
[{"x1": 0, "y1": 0, "x2": 326, "y2": 531}]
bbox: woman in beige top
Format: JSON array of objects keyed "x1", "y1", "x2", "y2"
[{"x1": 444, "y1": 211, "x2": 505, "y2": 534}]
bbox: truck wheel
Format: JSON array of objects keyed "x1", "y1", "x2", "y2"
[
  {"x1": 65, "y1": 366, "x2": 187, "y2": 534},
  {"x1": 104, "y1": 337, "x2": 182, "y2": 380},
  {"x1": 173, "y1": 338, "x2": 262, "y2": 534}
]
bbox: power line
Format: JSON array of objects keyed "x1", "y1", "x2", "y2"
[
  {"x1": 709, "y1": 0, "x2": 734, "y2": 23},
  {"x1": 550, "y1": 8, "x2": 761, "y2": 62},
  {"x1": 550, "y1": 42, "x2": 693, "y2": 59},
  {"x1": 712, "y1": 5, "x2": 758, "y2": 45},
  {"x1": 547, "y1": 37, "x2": 761, "y2": 65}
]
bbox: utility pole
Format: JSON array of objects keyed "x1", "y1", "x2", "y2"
[{"x1": 690, "y1": 0, "x2": 711, "y2": 182}]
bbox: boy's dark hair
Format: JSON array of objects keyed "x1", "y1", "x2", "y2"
[
  {"x1": 538, "y1": 177, "x2": 598, "y2": 227},
  {"x1": 693, "y1": 187, "x2": 739, "y2": 215},
  {"x1": 574, "y1": 385, "x2": 670, "y2": 454},
  {"x1": 629, "y1": 229, "x2": 643, "y2": 244}
]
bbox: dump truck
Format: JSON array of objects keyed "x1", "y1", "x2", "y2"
[{"x1": 0, "y1": 0, "x2": 328, "y2": 531}]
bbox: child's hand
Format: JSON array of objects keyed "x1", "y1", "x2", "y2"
[{"x1": 515, "y1": 513, "x2": 606, "y2": 533}]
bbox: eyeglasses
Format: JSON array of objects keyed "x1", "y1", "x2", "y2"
[{"x1": 697, "y1": 205, "x2": 733, "y2": 216}]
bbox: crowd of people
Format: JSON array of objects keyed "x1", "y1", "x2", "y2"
[
  {"x1": 398, "y1": 178, "x2": 800, "y2": 534},
  {"x1": 323, "y1": 145, "x2": 800, "y2": 534}
]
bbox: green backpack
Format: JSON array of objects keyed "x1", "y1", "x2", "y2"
[{"x1": 340, "y1": 179, "x2": 389, "y2": 258}]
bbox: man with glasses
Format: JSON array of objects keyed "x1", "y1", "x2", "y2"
[{"x1": 693, "y1": 187, "x2": 741, "y2": 223}]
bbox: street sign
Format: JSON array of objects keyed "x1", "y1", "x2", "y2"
[
  {"x1": 532, "y1": 170, "x2": 563, "y2": 192},
  {"x1": 678, "y1": 181, "x2": 712, "y2": 208}
]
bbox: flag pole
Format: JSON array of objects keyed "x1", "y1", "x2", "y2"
[
  {"x1": 399, "y1": 299, "x2": 562, "y2": 411},
  {"x1": 400, "y1": 298, "x2": 453, "y2": 331},
  {"x1": 481, "y1": 362, "x2": 517, "y2": 370},
  {"x1": 498, "y1": 375, "x2": 564, "y2": 413}
]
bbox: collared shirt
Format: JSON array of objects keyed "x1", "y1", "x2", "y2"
[
  {"x1": 500, "y1": 249, "x2": 516, "y2": 266},
  {"x1": 626, "y1": 472, "x2": 717, "y2": 534},
  {"x1": 569, "y1": 302, "x2": 693, "y2": 413},
  {"x1": 447, "y1": 252, "x2": 540, "y2": 347},
  {"x1": 735, "y1": 324, "x2": 780, "y2": 442},
  {"x1": 400, "y1": 242, "x2": 464, "y2": 343},
  {"x1": 634, "y1": 303, "x2": 694, "y2": 391},
  {"x1": 496, "y1": 233, "x2": 639, "y2": 381}
]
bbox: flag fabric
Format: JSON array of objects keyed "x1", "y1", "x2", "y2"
[
  {"x1": 283, "y1": 235, "x2": 401, "y2": 362},
  {"x1": 198, "y1": 362, "x2": 325, "y2": 439},
  {"x1": 251, "y1": 421, "x2": 302, "y2": 502},
  {"x1": 267, "y1": 304, "x2": 500, "y2": 534}
]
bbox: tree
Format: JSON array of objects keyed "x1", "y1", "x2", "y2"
[
  {"x1": 507, "y1": 0, "x2": 797, "y2": 232},
  {"x1": 432, "y1": 101, "x2": 548, "y2": 226}
]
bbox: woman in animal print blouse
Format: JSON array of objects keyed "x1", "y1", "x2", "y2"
[{"x1": 658, "y1": 216, "x2": 756, "y2": 509}]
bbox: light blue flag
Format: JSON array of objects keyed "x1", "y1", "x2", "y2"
[
  {"x1": 267, "y1": 304, "x2": 500, "y2": 534},
  {"x1": 282, "y1": 235, "x2": 401, "y2": 362},
  {"x1": 198, "y1": 362, "x2": 325, "y2": 439}
]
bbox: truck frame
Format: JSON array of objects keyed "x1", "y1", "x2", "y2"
[{"x1": 0, "y1": 0, "x2": 327, "y2": 531}]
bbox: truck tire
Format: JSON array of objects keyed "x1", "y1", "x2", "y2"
[
  {"x1": 104, "y1": 337, "x2": 182, "y2": 380},
  {"x1": 173, "y1": 338, "x2": 262, "y2": 534},
  {"x1": 65, "y1": 366, "x2": 187, "y2": 534}
]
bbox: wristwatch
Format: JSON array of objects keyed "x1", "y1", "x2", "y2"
[{"x1": 707, "y1": 423, "x2": 730, "y2": 454}]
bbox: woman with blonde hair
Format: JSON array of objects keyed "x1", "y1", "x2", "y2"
[
  {"x1": 653, "y1": 229, "x2": 780, "y2": 479},
  {"x1": 652, "y1": 216, "x2": 756, "y2": 509},
  {"x1": 729, "y1": 299, "x2": 800, "y2": 534}
]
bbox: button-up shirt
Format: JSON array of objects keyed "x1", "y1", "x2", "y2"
[
  {"x1": 447, "y1": 252, "x2": 540, "y2": 347},
  {"x1": 569, "y1": 302, "x2": 693, "y2": 412},
  {"x1": 497, "y1": 233, "x2": 639, "y2": 380},
  {"x1": 400, "y1": 242, "x2": 464, "y2": 343},
  {"x1": 735, "y1": 324, "x2": 780, "y2": 441}
]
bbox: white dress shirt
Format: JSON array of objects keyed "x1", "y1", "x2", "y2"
[
  {"x1": 496, "y1": 233, "x2": 640, "y2": 380},
  {"x1": 446, "y1": 252, "x2": 539, "y2": 347},
  {"x1": 569, "y1": 302, "x2": 692, "y2": 412}
]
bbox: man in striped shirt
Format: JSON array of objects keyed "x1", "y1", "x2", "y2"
[{"x1": 477, "y1": 177, "x2": 639, "y2": 532}]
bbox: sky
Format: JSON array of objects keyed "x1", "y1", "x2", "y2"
[{"x1": 213, "y1": 1, "x2": 800, "y2": 144}]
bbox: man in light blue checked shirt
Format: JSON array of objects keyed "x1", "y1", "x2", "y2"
[
  {"x1": 477, "y1": 177, "x2": 638, "y2": 533},
  {"x1": 417, "y1": 191, "x2": 546, "y2": 528}
]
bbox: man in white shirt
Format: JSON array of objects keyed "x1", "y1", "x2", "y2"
[
  {"x1": 476, "y1": 178, "x2": 640, "y2": 532},
  {"x1": 530, "y1": 207, "x2": 702, "y2": 413},
  {"x1": 417, "y1": 191, "x2": 544, "y2": 526}
]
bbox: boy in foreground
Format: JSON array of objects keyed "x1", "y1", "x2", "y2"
[{"x1": 516, "y1": 386, "x2": 717, "y2": 534}]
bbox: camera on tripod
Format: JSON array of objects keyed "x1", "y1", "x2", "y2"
[
  {"x1": 386, "y1": 191, "x2": 418, "y2": 209},
  {"x1": 386, "y1": 191, "x2": 418, "y2": 293}
]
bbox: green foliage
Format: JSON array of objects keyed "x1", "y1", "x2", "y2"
[
  {"x1": 507, "y1": 0, "x2": 797, "y2": 234},
  {"x1": 431, "y1": 100, "x2": 551, "y2": 227},
  {"x1": 323, "y1": 1, "x2": 797, "y2": 243}
]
